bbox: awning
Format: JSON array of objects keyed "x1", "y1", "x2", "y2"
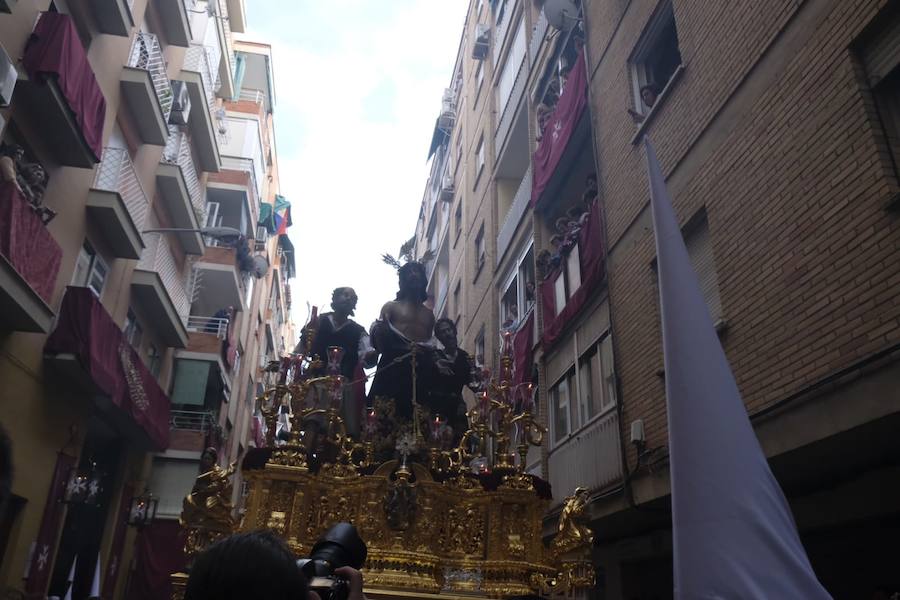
[
  {"x1": 427, "y1": 117, "x2": 449, "y2": 159},
  {"x1": 45, "y1": 287, "x2": 172, "y2": 450},
  {"x1": 531, "y1": 51, "x2": 588, "y2": 207},
  {"x1": 22, "y1": 12, "x2": 106, "y2": 162}
]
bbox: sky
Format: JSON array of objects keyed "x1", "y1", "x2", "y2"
[{"x1": 242, "y1": 1, "x2": 468, "y2": 332}]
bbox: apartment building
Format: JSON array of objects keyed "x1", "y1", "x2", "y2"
[
  {"x1": 415, "y1": 0, "x2": 900, "y2": 597},
  {"x1": 0, "y1": 2, "x2": 294, "y2": 599}
]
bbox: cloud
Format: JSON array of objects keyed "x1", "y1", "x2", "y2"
[{"x1": 244, "y1": 1, "x2": 467, "y2": 331}]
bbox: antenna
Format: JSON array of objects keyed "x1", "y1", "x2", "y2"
[{"x1": 543, "y1": 0, "x2": 580, "y2": 32}]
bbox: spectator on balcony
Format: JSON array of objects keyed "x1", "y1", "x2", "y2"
[
  {"x1": 628, "y1": 83, "x2": 662, "y2": 124},
  {"x1": 208, "y1": 306, "x2": 234, "y2": 335}
]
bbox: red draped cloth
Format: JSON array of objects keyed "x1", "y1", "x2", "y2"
[
  {"x1": 23, "y1": 452, "x2": 77, "y2": 600},
  {"x1": 531, "y1": 51, "x2": 588, "y2": 207},
  {"x1": 44, "y1": 287, "x2": 172, "y2": 449},
  {"x1": 102, "y1": 484, "x2": 134, "y2": 598},
  {"x1": 22, "y1": 12, "x2": 106, "y2": 161},
  {"x1": 128, "y1": 520, "x2": 187, "y2": 600},
  {"x1": 539, "y1": 200, "x2": 605, "y2": 349},
  {"x1": 512, "y1": 312, "x2": 535, "y2": 387},
  {"x1": 0, "y1": 181, "x2": 62, "y2": 304}
]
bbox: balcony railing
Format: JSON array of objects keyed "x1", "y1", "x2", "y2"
[
  {"x1": 184, "y1": 41, "x2": 221, "y2": 110},
  {"x1": 238, "y1": 89, "x2": 264, "y2": 104},
  {"x1": 170, "y1": 409, "x2": 216, "y2": 432},
  {"x1": 163, "y1": 125, "x2": 205, "y2": 221},
  {"x1": 220, "y1": 155, "x2": 260, "y2": 215},
  {"x1": 128, "y1": 32, "x2": 173, "y2": 121},
  {"x1": 138, "y1": 233, "x2": 191, "y2": 317},
  {"x1": 185, "y1": 315, "x2": 229, "y2": 338},
  {"x1": 93, "y1": 147, "x2": 149, "y2": 230},
  {"x1": 496, "y1": 166, "x2": 532, "y2": 262},
  {"x1": 548, "y1": 410, "x2": 622, "y2": 506}
]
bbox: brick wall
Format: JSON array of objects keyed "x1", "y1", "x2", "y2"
[{"x1": 587, "y1": 0, "x2": 900, "y2": 467}]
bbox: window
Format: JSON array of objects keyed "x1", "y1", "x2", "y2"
[
  {"x1": 474, "y1": 325, "x2": 486, "y2": 367},
  {"x1": 550, "y1": 369, "x2": 574, "y2": 444},
  {"x1": 453, "y1": 281, "x2": 461, "y2": 321},
  {"x1": 553, "y1": 335, "x2": 616, "y2": 446},
  {"x1": 124, "y1": 309, "x2": 143, "y2": 350},
  {"x1": 496, "y1": 19, "x2": 527, "y2": 114},
  {"x1": 147, "y1": 344, "x2": 161, "y2": 378},
  {"x1": 684, "y1": 213, "x2": 723, "y2": 324},
  {"x1": 474, "y1": 223, "x2": 486, "y2": 274},
  {"x1": 498, "y1": 243, "x2": 536, "y2": 330},
  {"x1": 475, "y1": 135, "x2": 485, "y2": 180},
  {"x1": 577, "y1": 335, "x2": 616, "y2": 424},
  {"x1": 455, "y1": 134, "x2": 463, "y2": 174},
  {"x1": 630, "y1": 2, "x2": 682, "y2": 115},
  {"x1": 72, "y1": 241, "x2": 108, "y2": 298},
  {"x1": 244, "y1": 273, "x2": 255, "y2": 309},
  {"x1": 454, "y1": 201, "x2": 463, "y2": 243},
  {"x1": 476, "y1": 61, "x2": 484, "y2": 94}
]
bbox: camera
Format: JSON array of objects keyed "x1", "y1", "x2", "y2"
[{"x1": 297, "y1": 522, "x2": 367, "y2": 600}]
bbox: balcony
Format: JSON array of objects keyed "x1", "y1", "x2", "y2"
[
  {"x1": 0, "y1": 182, "x2": 61, "y2": 333},
  {"x1": 87, "y1": 147, "x2": 147, "y2": 260},
  {"x1": 193, "y1": 245, "x2": 243, "y2": 313},
  {"x1": 88, "y1": 0, "x2": 134, "y2": 37},
  {"x1": 121, "y1": 32, "x2": 173, "y2": 145},
  {"x1": 210, "y1": 155, "x2": 261, "y2": 223},
  {"x1": 497, "y1": 167, "x2": 532, "y2": 263},
  {"x1": 548, "y1": 410, "x2": 622, "y2": 507},
  {"x1": 214, "y1": 0, "x2": 236, "y2": 99},
  {"x1": 168, "y1": 409, "x2": 216, "y2": 452},
  {"x1": 133, "y1": 233, "x2": 190, "y2": 348},
  {"x1": 157, "y1": 125, "x2": 205, "y2": 254},
  {"x1": 18, "y1": 12, "x2": 105, "y2": 168},
  {"x1": 158, "y1": 0, "x2": 193, "y2": 48},
  {"x1": 181, "y1": 43, "x2": 222, "y2": 172},
  {"x1": 44, "y1": 286, "x2": 172, "y2": 450}
]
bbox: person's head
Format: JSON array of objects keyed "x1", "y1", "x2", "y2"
[
  {"x1": 184, "y1": 530, "x2": 309, "y2": 600},
  {"x1": 397, "y1": 261, "x2": 428, "y2": 303},
  {"x1": 331, "y1": 287, "x2": 358, "y2": 317},
  {"x1": 549, "y1": 234, "x2": 563, "y2": 248},
  {"x1": 555, "y1": 217, "x2": 570, "y2": 234},
  {"x1": 200, "y1": 447, "x2": 218, "y2": 471},
  {"x1": 435, "y1": 318, "x2": 458, "y2": 349},
  {"x1": 640, "y1": 84, "x2": 660, "y2": 108},
  {"x1": 585, "y1": 173, "x2": 597, "y2": 192}
]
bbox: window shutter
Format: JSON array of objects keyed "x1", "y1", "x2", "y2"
[{"x1": 685, "y1": 219, "x2": 723, "y2": 323}]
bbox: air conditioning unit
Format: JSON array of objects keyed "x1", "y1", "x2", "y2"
[
  {"x1": 0, "y1": 43, "x2": 17, "y2": 106},
  {"x1": 438, "y1": 97, "x2": 456, "y2": 131},
  {"x1": 169, "y1": 80, "x2": 192, "y2": 125},
  {"x1": 472, "y1": 24, "x2": 490, "y2": 60},
  {"x1": 255, "y1": 225, "x2": 269, "y2": 251},
  {"x1": 439, "y1": 174, "x2": 455, "y2": 202}
]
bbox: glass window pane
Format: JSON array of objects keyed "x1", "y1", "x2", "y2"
[
  {"x1": 501, "y1": 276, "x2": 518, "y2": 329},
  {"x1": 566, "y1": 243, "x2": 581, "y2": 296},
  {"x1": 552, "y1": 377, "x2": 569, "y2": 443},
  {"x1": 553, "y1": 272, "x2": 566, "y2": 315},
  {"x1": 579, "y1": 349, "x2": 597, "y2": 421}
]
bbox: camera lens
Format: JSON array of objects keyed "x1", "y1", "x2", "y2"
[{"x1": 309, "y1": 522, "x2": 367, "y2": 570}]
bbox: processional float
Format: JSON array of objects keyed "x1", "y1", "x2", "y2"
[{"x1": 173, "y1": 323, "x2": 595, "y2": 599}]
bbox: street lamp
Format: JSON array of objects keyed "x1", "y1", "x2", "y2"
[{"x1": 127, "y1": 489, "x2": 159, "y2": 528}]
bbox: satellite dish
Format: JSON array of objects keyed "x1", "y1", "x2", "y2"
[
  {"x1": 251, "y1": 255, "x2": 269, "y2": 279},
  {"x1": 543, "y1": 0, "x2": 579, "y2": 31}
]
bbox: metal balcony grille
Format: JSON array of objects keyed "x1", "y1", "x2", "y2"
[
  {"x1": 220, "y1": 155, "x2": 260, "y2": 216},
  {"x1": 185, "y1": 315, "x2": 229, "y2": 338},
  {"x1": 138, "y1": 233, "x2": 191, "y2": 318},
  {"x1": 163, "y1": 125, "x2": 205, "y2": 222},
  {"x1": 170, "y1": 409, "x2": 216, "y2": 432},
  {"x1": 548, "y1": 410, "x2": 623, "y2": 506},
  {"x1": 92, "y1": 147, "x2": 149, "y2": 230},
  {"x1": 128, "y1": 32, "x2": 174, "y2": 121},
  {"x1": 184, "y1": 41, "x2": 220, "y2": 111}
]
